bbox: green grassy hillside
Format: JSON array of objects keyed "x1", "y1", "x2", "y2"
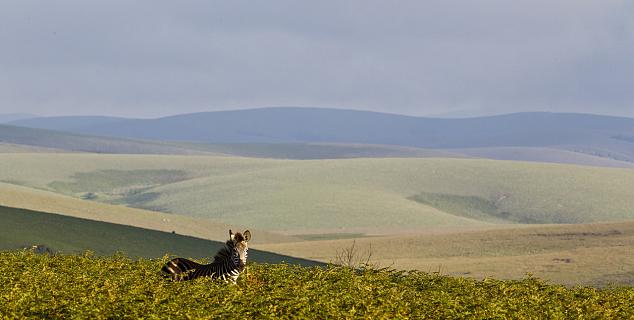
[
  {"x1": 0, "y1": 181, "x2": 298, "y2": 244},
  {"x1": 1, "y1": 251, "x2": 632, "y2": 319},
  {"x1": 0, "y1": 205, "x2": 319, "y2": 266},
  {"x1": 2, "y1": 154, "x2": 634, "y2": 232}
]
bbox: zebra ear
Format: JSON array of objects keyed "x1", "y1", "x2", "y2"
[
  {"x1": 229, "y1": 229, "x2": 234, "y2": 240},
  {"x1": 243, "y1": 230, "x2": 251, "y2": 242}
]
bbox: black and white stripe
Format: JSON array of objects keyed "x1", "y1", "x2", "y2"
[{"x1": 161, "y1": 230, "x2": 251, "y2": 283}]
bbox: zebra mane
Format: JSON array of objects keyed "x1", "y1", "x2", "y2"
[{"x1": 211, "y1": 240, "x2": 236, "y2": 264}]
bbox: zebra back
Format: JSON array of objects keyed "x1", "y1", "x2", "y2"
[{"x1": 161, "y1": 257, "x2": 202, "y2": 281}]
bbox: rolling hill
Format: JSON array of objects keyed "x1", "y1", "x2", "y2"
[
  {"x1": 6, "y1": 115, "x2": 127, "y2": 130},
  {"x1": 3, "y1": 124, "x2": 630, "y2": 165},
  {"x1": 0, "y1": 142, "x2": 69, "y2": 153},
  {"x1": 454, "y1": 147, "x2": 634, "y2": 168},
  {"x1": 0, "y1": 113, "x2": 36, "y2": 123},
  {"x1": 257, "y1": 220, "x2": 634, "y2": 286},
  {"x1": 1, "y1": 152, "x2": 634, "y2": 286},
  {"x1": 0, "y1": 124, "x2": 216, "y2": 155},
  {"x1": 0, "y1": 181, "x2": 298, "y2": 244},
  {"x1": 2, "y1": 200, "x2": 633, "y2": 286},
  {"x1": 11, "y1": 107, "x2": 634, "y2": 163},
  {"x1": 181, "y1": 142, "x2": 468, "y2": 160},
  {"x1": 2, "y1": 153, "x2": 634, "y2": 234},
  {"x1": 0, "y1": 122, "x2": 459, "y2": 159},
  {"x1": 0, "y1": 122, "x2": 468, "y2": 159},
  {"x1": 0, "y1": 205, "x2": 319, "y2": 266}
]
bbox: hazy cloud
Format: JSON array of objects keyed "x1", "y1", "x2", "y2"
[{"x1": 1, "y1": 0, "x2": 633, "y2": 118}]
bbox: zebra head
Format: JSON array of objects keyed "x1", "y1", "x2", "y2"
[{"x1": 229, "y1": 229, "x2": 251, "y2": 265}]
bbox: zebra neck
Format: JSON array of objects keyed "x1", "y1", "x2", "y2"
[{"x1": 209, "y1": 243, "x2": 245, "y2": 271}]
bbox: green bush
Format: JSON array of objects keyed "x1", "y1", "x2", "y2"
[{"x1": 1, "y1": 251, "x2": 632, "y2": 319}]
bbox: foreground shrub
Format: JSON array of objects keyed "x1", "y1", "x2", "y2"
[{"x1": 0, "y1": 251, "x2": 632, "y2": 319}]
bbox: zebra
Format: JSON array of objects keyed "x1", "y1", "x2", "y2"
[{"x1": 161, "y1": 229, "x2": 251, "y2": 283}]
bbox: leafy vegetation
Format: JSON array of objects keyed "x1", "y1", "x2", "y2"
[{"x1": 1, "y1": 251, "x2": 632, "y2": 319}]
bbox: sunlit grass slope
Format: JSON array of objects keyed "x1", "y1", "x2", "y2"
[
  {"x1": 0, "y1": 205, "x2": 318, "y2": 266},
  {"x1": 258, "y1": 220, "x2": 634, "y2": 287},
  {"x1": 1, "y1": 251, "x2": 632, "y2": 319},
  {"x1": 2, "y1": 153, "x2": 634, "y2": 232},
  {"x1": 0, "y1": 181, "x2": 297, "y2": 244}
]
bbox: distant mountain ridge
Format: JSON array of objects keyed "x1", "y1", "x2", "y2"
[
  {"x1": 0, "y1": 124, "x2": 213, "y2": 155},
  {"x1": 8, "y1": 107, "x2": 634, "y2": 163},
  {"x1": 0, "y1": 113, "x2": 37, "y2": 123},
  {"x1": 8, "y1": 115, "x2": 128, "y2": 131}
]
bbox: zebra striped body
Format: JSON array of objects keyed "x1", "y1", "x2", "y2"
[{"x1": 162, "y1": 230, "x2": 250, "y2": 283}]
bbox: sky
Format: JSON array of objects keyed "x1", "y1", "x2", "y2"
[{"x1": 1, "y1": 0, "x2": 633, "y2": 118}]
